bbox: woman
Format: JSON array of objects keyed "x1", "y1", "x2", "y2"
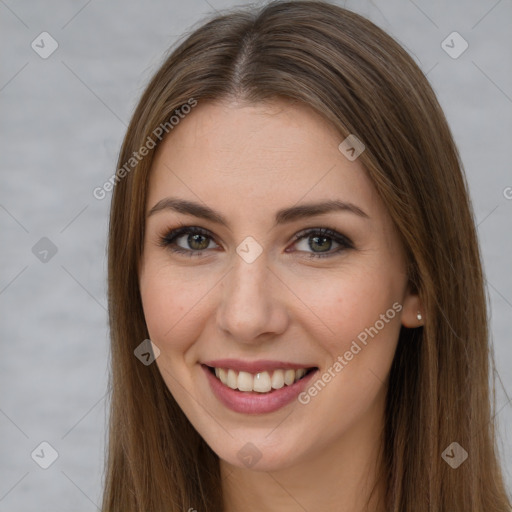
[{"x1": 102, "y1": 1, "x2": 511, "y2": 510}]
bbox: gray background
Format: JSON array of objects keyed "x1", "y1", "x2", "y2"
[{"x1": 1, "y1": 0, "x2": 511, "y2": 510}]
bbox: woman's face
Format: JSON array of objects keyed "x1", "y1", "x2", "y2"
[{"x1": 139, "y1": 98, "x2": 421, "y2": 471}]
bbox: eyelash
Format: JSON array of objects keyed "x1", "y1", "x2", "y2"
[{"x1": 157, "y1": 224, "x2": 354, "y2": 259}]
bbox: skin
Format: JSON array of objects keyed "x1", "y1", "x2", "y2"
[{"x1": 139, "y1": 98, "x2": 422, "y2": 512}]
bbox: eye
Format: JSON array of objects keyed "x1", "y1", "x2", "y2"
[
  {"x1": 158, "y1": 226, "x2": 219, "y2": 257},
  {"x1": 158, "y1": 226, "x2": 354, "y2": 259},
  {"x1": 289, "y1": 227, "x2": 354, "y2": 259}
]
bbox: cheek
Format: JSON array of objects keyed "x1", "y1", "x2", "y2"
[
  {"x1": 291, "y1": 266, "x2": 403, "y2": 356},
  {"x1": 139, "y1": 264, "x2": 202, "y2": 353},
  {"x1": 293, "y1": 272, "x2": 402, "y2": 435}
]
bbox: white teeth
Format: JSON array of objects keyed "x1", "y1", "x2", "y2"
[
  {"x1": 227, "y1": 369, "x2": 238, "y2": 390},
  {"x1": 296, "y1": 368, "x2": 306, "y2": 380},
  {"x1": 284, "y1": 369, "x2": 295, "y2": 386},
  {"x1": 237, "y1": 371, "x2": 253, "y2": 392},
  {"x1": 253, "y1": 371, "x2": 271, "y2": 393},
  {"x1": 212, "y1": 367, "x2": 310, "y2": 393},
  {"x1": 271, "y1": 369, "x2": 285, "y2": 390},
  {"x1": 218, "y1": 368, "x2": 227, "y2": 385}
]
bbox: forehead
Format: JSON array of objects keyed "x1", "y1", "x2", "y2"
[{"x1": 147, "y1": 99, "x2": 384, "y2": 224}]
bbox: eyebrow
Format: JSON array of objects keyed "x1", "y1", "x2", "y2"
[{"x1": 147, "y1": 197, "x2": 369, "y2": 227}]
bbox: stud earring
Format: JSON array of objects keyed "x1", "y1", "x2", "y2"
[{"x1": 417, "y1": 312, "x2": 423, "y2": 321}]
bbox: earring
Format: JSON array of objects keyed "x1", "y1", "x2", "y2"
[{"x1": 417, "y1": 312, "x2": 423, "y2": 321}]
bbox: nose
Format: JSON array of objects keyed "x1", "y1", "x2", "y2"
[{"x1": 216, "y1": 251, "x2": 289, "y2": 345}]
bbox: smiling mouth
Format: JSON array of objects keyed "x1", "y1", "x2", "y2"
[{"x1": 205, "y1": 365, "x2": 317, "y2": 394}]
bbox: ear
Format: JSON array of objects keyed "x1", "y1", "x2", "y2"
[{"x1": 400, "y1": 284, "x2": 424, "y2": 328}]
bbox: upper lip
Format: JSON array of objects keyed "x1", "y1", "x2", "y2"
[{"x1": 202, "y1": 359, "x2": 317, "y2": 373}]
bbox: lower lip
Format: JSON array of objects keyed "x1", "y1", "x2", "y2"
[{"x1": 201, "y1": 364, "x2": 318, "y2": 414}]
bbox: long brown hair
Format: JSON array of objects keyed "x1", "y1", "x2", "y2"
[{"x1": 102, "y1": 1, "x2": 511, "y2": 510}]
